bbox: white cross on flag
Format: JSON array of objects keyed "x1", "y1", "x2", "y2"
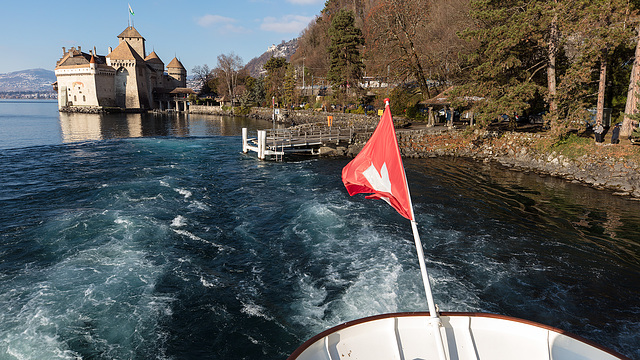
[{"x1": 342, "y1": 99, "x2": 414, "y2": 221}]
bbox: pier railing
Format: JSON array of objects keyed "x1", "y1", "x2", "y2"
[{"x1": 242, "y1": 125, "x2": 376, "y2": 160}]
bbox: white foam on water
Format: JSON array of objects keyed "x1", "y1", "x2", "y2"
[
  {"x1": 188, "y1": 200, "x2": 210, "y2": 211},
  {"x1": 287, "y1": 196, "x2": 486, "y2": 336},
  {"x1": 199, "y1": 276, "x2": 220, "y2": 288},
  {"x1": 240, "y1": 301, "x2": 274, "y2": 321},
  {"x1": 170, "y1": 215, "x2": 187, "y2": 228},
  {"x1": 175, "y1": 188, "x2": 192, "y2": 199},
  {"x1": 172, "y1": 229, "x2": 227, "y2": 251},
  {"x1": 0, "y1": 211, "x2": 174, "y2": 359},
  {"x1": 289, "y1": 273, "x2": 329, "y2": 330}
]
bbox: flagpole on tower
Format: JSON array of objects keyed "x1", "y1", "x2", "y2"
[{"x1": 128, "y1": 3, "x2": 135, "y2": 27}]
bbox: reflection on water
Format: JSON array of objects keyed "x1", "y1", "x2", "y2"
[
  {"x1": 58, "y1": 112, "x2": 272, "y2": 143},
  {"x1": 406, "y1": 157, "x2": 640, "y2": 269}
]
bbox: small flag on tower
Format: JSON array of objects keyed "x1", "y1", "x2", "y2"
[{"x1": 128, "y1": 4, "x2": 135, "y2": 16}]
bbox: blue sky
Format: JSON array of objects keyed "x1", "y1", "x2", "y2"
[{"x1": 0, "y1": 0, "x2": 325, "y2": 74}]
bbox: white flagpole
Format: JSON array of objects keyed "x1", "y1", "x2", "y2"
[
  {"x1": 389, "y1": 97, "x2": 447, "y2": 360},
  {"x1": 410, "y1": 219, "x2": 447, "y2": 360}
]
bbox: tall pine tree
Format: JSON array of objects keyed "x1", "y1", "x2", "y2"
[
  {"x1": 264, "y1": 57, "x2": 288, "y2": 105},
  {"x1": 461, "y1": 0, "x2": 553, "y2": 126},
  {"x1": 327, "y1": 9, "x2": 365, "y2": 104}
]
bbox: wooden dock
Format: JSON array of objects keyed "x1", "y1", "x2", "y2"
[{"x1": 242, "y1": 125, "x2": 364, "y2": 160}]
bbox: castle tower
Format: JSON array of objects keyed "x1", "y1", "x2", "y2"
[
  {"x1": 167, "y1": 57, "x2": 187, "y2": 88},
  {"x1": 107, "y1": 40, "x2": 150, "y2": 109},
  {"x1": 117, "y1": 26, "x2": 146, "y2": 59}
]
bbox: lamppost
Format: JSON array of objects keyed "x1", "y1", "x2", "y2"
[{"x1": 272, "y1": 96, "x2": 275, "y2": 130}]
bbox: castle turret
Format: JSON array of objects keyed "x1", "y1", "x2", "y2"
[
  {"x1": 167, "y1": 57, "x2": 187, "y2": 88},
  {"x1": 145, "y1": 51, "x2": 164, "y2": 73}
]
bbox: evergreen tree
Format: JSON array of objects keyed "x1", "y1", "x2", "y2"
[
  {"x1": 240, "y1": 76, "x2": 266, "y2": 107},
  {"x1": 264, "y1": 57, "x2": 288, "y2": 105},
  {"x1": 462, "y1": 0, "x2": 553, "y2": 126},
  {"x1": 327, "y1": 9, "x2": 365, "y2": 104},
  {"x1": 283, "y1": 64, "x2": 297, "y2": 106},
  {"x1": 555, "y1": 0, "x2": 632, "y2": 134}
]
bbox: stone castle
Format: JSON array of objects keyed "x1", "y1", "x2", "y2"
[{"x1": 54, "y1": 25, "x2": 193, "y2": 112}]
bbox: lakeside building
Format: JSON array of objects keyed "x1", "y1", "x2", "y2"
[{"x1": 53, "y1": 25, "x2": 193, "y2": 112}]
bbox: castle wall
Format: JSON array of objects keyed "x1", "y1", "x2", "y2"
[
  {"x1": 95, "y1": 70, "x2": 116, "y2": 107},
  {"x1": 134, "y1": 64, "x2": 151, "y2": 109},
  {"x1": 55, "y1": 68, "x2": 100, "y2": 109},
  {"x1": 124, "y1": 64, "x2": 141, "y2": 109}
]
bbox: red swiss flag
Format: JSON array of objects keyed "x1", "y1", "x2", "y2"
[{"x1": 342, "y1": 99, "x2": 414, "y2": 221}]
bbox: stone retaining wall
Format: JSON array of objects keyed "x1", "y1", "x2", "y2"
[
  {"x1": 325, "y1": 128, "x2": 640, "y2": 199},
  {"x1": 361, "y1": 129, "x2": 640, "y2": 198},
  {"x1": 247, "y1": 108, "x2": 386, "y2": 128},
  {"x1": 189, "y1": 105, "x2": 232, "y2": 115}
]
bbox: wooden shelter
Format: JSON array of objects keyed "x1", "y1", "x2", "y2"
[{"x1": 419, "y1": 87, "x2": 482, "y2": 127}]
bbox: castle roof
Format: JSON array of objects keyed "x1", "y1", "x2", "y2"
[
  {"x1": 118, "y1": 26, "x2": 145, "y2": 40},
  {"x1": 108, "y1": 41, "x2": 145, "y2": 62},
  {"x1": 167, "y1": 57, "x2": 185, "y2": 70},
  {"x1": 169, "y1": 87, "x2": 196, "y2": 94},
  {"x1": 144, "y1": 51, "x2": 164, "y2": 65},
  {"x1": 56, "y1": 48, "x2": 107, "y2": 69}
]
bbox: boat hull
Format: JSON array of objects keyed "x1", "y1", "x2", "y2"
[{"x1": 288, "y1": 312, "x2": 630, "y2": 360}]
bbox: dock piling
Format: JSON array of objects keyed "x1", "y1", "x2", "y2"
[{"x1": 242, "y1": 128, "x2": 248, "y2": 153}]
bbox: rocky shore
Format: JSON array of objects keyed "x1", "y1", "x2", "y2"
[
  {"x1": 213, "y1": 106, "x2": 640, "y2": 199},
  {"x1": 59, "y1": 106, "x2": 146, "y2": 114},
  {"x1": 348, "y1": 127, "x2": 640, "y2": 200}
]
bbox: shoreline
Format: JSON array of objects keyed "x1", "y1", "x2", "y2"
[{"x1": 243, "y1": 107, "x2": 640, "y2": 200}]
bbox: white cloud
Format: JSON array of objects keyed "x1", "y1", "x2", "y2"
[
  {"x1": 196, "y1": 14, "x2": 250, "y2": 34},
  {"x1": 196, "y1": 14, "x2": 236, "y2": 27},
  {"x1": 260, "y1": 15, "x2": 314, "y2": 34}
]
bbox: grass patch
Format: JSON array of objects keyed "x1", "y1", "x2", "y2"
[
  {"x1": 550, "y1": 133, "x2": 593, "y2": 159},
  {"x1": 533, "y1": 132, "x2": 640, "y2": 161}
]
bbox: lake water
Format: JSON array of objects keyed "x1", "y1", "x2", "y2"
[{"x1": 0, "y1": 100, "x2": 638, "y2": 359}]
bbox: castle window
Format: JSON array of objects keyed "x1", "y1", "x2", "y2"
[
  {"x1": 74, "y1": 95, "x2": 77, "y2": 102},
  {"x1": 83, "y1": 95, "x2": 86, "y2": 102}
]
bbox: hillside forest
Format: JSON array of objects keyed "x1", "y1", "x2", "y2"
[{"x1": 194, "y1": 0, "x2": 640, "y2": 139}]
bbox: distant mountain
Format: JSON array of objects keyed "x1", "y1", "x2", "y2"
[
  {"x1": 0, "y1": 69, "x2": 56, "y2": 92},
  {"x1": 244, "y1": 38, "x2": 299, "y2": 78}
]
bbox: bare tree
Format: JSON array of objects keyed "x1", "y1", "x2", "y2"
[
  {"x1": 364, "y1": 0, "x2": 432, "y2": 98},
  {"x1": 191, "y1": 64, "x2": 212, "y2": 94},
  {"x1": 214, "y1": 53, "x2": 243, "y2": 107},
  {"x1": 363, "y1": 0, "x2": 471, "y2": 99},
  {"x1": 292, "y1": 17, "x2": 331, "y2": 81}
]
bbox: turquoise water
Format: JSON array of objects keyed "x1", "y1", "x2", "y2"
[{"x1": 0, "y1": 100, "x2": 638, "y2": 359}]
